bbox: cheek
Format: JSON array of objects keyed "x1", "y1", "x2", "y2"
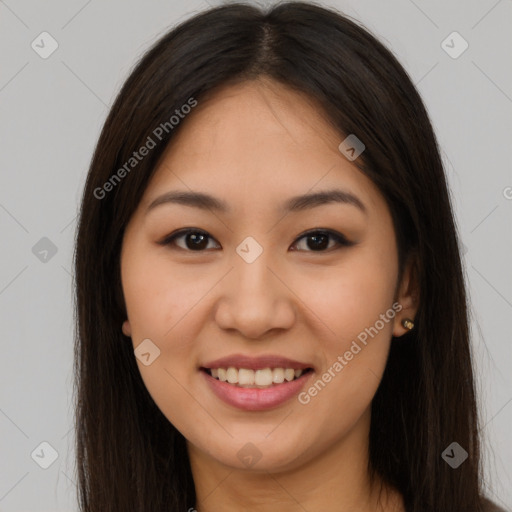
[
  {"x1": 296, "y1": 242, "x2": 398, "y2": 347},
  {"x1": 121, "y1": 250, "x2": 210, "y2": 434},
  {"x1": 300, "y1": 241, "x2": 398, "y2": 412},
  {"x1": 294, "y1": 240, "x2": 398, "y2": 416},
  {"x1": 121, "y1": 249, "x2": 207, "y2": 341}
]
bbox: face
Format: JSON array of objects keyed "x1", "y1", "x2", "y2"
[{"x1": 120, "y1": 79, "x2": 417, "y2": 474}]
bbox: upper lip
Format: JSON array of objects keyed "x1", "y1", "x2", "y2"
[{"x1": 202, "y1": 354, "x2": 314, "y2": 371}]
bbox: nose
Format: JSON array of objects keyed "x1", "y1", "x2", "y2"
[{"x1": 214, "y1": 251, "x2": 296, "y2": 340}]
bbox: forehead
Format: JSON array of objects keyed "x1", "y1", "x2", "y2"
[
  {"x1": 141, "y1": 79, "x2": 382, "y2": 216},
  {"x1": 161, "y1": 79, "x2": 343, "y2": 165}
]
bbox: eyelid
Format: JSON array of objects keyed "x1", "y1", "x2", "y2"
[
  {"x1": 292, "y1": 229, "x2": 355, "y2": 251},
  {"x1": 158, "y1": 228, "x2": 355, "y2": 252},
  {"x1": 159, "y1": 228, "x2": 220, "y2": 250}
]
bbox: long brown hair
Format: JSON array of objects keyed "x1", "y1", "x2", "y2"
[{"x1": 73, "y1": 2, "x2": 489, "y2": 510}]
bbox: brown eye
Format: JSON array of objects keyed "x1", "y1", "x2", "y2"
[
  {"x1": 291, "y1": 230, "x2": 354, "y2": 252},
  {"x1": 160, "y1": 229, "x2": 220, "y2": 251},
  {"x1": 159, "y1": 228, "x2": 354, "y2": 253}
]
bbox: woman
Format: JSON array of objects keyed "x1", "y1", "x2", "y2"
[{"x1": 73, "y1": 2, "x2": 507, "y2": 511}]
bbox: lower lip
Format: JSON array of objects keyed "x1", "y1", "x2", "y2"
[{"x1": 201, "y1": 370, "x2": 313, "y2": 411}]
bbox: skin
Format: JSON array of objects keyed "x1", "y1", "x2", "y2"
[{"x1": 120, "y1": 78, "x2": 419, "y2": 512}]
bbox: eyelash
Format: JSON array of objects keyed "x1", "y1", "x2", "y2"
[{"x1": 158, "y1": 228, "x2": 355, "y2": 253}]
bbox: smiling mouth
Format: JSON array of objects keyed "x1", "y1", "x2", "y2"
[{"x1": 201, "y1": 367, "x2": 314, "y2": 388}]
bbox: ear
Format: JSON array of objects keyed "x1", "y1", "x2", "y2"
[
  {"x1": 122, "y1": 320, "x2": 132, "y2": 337},
  {"x1": 392, "y1": 252, "x2": 420, "y2": 337}
]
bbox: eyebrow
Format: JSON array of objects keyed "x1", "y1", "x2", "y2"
[{"x1": 145, "y1": 188, "x2": 367, "y2": 216}]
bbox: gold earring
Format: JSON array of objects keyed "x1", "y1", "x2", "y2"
[{"x1": 401, "y1": 318, "x2": 414, "y2": 330}]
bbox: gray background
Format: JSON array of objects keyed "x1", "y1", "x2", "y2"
[{"x1": 0, "y1": 0, "x2": 511, "y2": 510}]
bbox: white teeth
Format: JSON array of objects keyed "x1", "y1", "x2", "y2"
[
  {"x1": 208, "y1": 367, "x2": 306, "y2": 387},
  {"x1": 255, "y1": 368, "x2": 273, "y2": 386},
  {"x1": 226, "y1": 367, "x2": 238, "y2": 384},
  {"x1": 238, "y1": 368, "x2": 254, "y2": 385},
  {"x1": 272, "y1": 368, "x2": 285, "y2": 383},
  {"x1": 284, "y1": 369, "x2": 295, "y2": 382}
]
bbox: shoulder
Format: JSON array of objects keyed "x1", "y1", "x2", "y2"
[{"x1": 481, "y1": 496, "x2": 510, "y2": 512}]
